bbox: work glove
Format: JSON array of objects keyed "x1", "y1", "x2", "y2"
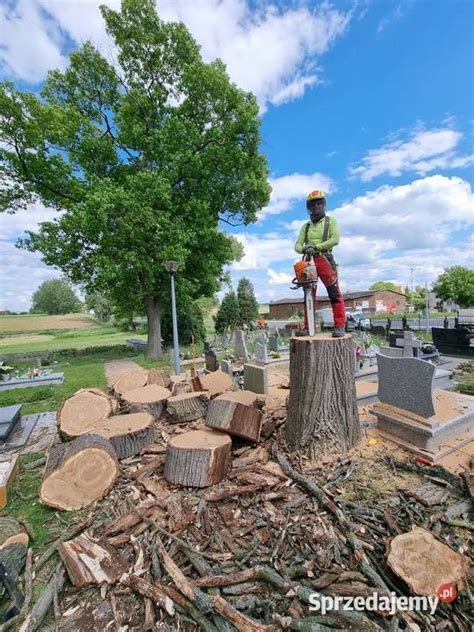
[{"x1": 302, "y1": 245, "x2": 317, "y2": 256}]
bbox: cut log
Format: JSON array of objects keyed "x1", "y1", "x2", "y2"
[
  {"x1": 0, "y1": 517, "x2": 28, "y2": 551},
  {"x1": 58, "y1": 532, "x2": 128, "y2": 587},
  {"x1": 113, "y1": 370, "x2": 148, "y2": 396},
  {"x1": 40, "y1": 434, "x2": 119, "y2": 511},
  {"x1": 57, "y1": 388, "x2": 117, "y2": 439},
  {"x1": 91, "y1": 412, "x2": 155, "y2": 459},
  {"x1": 191, "y1": 371, "x2": 234, "y2": 398},
  {"x1": 206, "y1": 391, "x2": 263, "y2": 442},
  {"x1": 386, "y1": 526, "x2": 468, "y2": 596},
  {"x1": 166, "y1": 391, "x2": 210, "y2": 422},
  {"x1": 147, "y1": 369, "x2": 172, "y2": 389},
  {"x1": 164, "y1": 429, "x2": 231, "y2": 487},
  {"x1": 121, "y1": 384, "x2": 170, "y2": 419},
  {"x1": 285, "y1": 334, "x2": 360, "y2": 460}
]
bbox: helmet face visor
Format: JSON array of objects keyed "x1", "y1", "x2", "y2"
[{"x1": 306, "y1": 198, "x2": 326, "y2": 213}]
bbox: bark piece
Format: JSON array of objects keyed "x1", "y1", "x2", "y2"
[
  {"x1": 386, "y1": 526, "x2": 468, "y2": 596},
  {"x1": 164, "y1": 429, "x2": 231, "y2": 487},
  {"x1": 285, "y1": 335, "x2": 360, "y2": 460},
  {"x1": 166, "y1": 494, "x2": 195, "y2": 532},
  {"x1": 58, "y1": 532, "x2": 128, "y2": 587},
  {"x1": 192, "y1": 371, "x2": 234, "y2": 398},
  {"x1": 121, "y1": 384, "x2": 170, "y2": 418},
  {"x1": 92, "y1": 412, "x2": 155, "y2": 459},
  {"x1": 57, "y1": 388, "x2": 117, "y2": 439},
  {"x1": 0, "y1": 517, "x2": 28, "y2": 550},
  {"x1": 113, "y1": 370, "x2": 149, "y2": 396},
  {"x1": 167, "y1": 391, "x2": 210, "y2": 422},
  {"x1": 40, "y1": 434, "x2": 119, "y2": 511},
  {"x1": 147, "y1": 369, "x2": 172, "y2": 389},
  {"x1": 206, "y1": 391, "x2": 262, "y2": 441}
]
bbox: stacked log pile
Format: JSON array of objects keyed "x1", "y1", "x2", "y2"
[{"x1": 6, "y1": 368, "x2": 472, "y2": 631}]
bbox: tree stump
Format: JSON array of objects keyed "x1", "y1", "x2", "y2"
[
  {"x1": 164, "y1": 429, "x2": 231, "y2": 487},
  {"x1": 58, "y1": 388, "x2": 117, "y2": 439},
  {"x1": 166, "y1": 392, "x2": 210, "y2": 422},
  {"x1": 113, "y1": 370, "x2": 148, "y2": 396},
  {"x1": 206, "y1": 391, "x2": 263, "y2": 441},
  {"x1": 285, "y1": 334, "x2": 360, "y2": 460},
  {"x1": 147, "y1": 369, "x2": 172, "y2": 389},
  {"x1": 191, "y1": 370, "x2": 234, "y2": 398},
  {"x1": 93, "y1": 412, "x2": 155, "y2": 459},
  {"x1": 121, "y1": 384, "x2": 170, "y2": 418},
  {"x1": 0, "y1": 517, "x2": 28, "y2": 550},
  {"x1": 40, "y1": 435, "x2": 119, "y2": 511}
]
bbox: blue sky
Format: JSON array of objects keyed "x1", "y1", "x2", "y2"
[{"x1": 0, "y1": 0, "x2": 473, "y2": 310}]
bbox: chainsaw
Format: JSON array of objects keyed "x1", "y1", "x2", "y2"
[{"x1": 290, "y1": 255, "x2": 318, "y2": 336}]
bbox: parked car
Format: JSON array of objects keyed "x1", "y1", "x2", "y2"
[{"x1": 315, "y1": 309, "x2": 370, "y2": 330}]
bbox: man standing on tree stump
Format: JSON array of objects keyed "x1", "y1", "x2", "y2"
[{"x1": 295, "y1": 190, "x2": 346, "y2": 338}]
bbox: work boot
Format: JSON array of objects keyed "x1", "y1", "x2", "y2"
[{"x1": 332, "y1": 327, "x2": 345, "y2": 338}]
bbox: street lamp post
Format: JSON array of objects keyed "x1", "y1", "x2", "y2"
[
  {"x1": 163, "y1": 261, "x2": 181, "y2": 375},
  {"x1": 410, "y1": 267, "x2": 415, "y2": 313}
]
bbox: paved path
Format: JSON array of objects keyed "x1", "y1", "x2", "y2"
[{"x1": 104, "y1": 358, "x2": 143, "y2": 387}]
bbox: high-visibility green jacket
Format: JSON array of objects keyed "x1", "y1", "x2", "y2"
[{"x1": 294, "y1": 215, "x2": 340, "y2": 254}]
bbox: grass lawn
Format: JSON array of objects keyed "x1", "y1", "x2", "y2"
[{"x1": 0, "y1": 348, "x2": 137, "y2": 415}]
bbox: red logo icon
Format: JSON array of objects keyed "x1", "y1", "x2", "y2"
[{"x1": 437, "y1": 583, "x2": 457, "y2": 603}]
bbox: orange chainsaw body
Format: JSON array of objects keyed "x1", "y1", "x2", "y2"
[{"x1": 294, "y1": 259, "x2": 318, "y2": 284}]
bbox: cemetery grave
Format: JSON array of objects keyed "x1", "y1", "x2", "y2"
[{"x1": 0, "y1": 334, "x2": 472, "y2": 631}]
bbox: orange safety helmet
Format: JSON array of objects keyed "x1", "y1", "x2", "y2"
[{"x1": 306, "y1": 189, "x2": 326, "y2": 215}]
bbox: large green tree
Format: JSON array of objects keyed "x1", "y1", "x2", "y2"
[
  {"x1": 214, "y1": 292, "x2": 240, "y2": 334},
  {"x1": 432, "y1": 266, "x2": 474, "y2": 308},
  {"x1": 0, "y1": 0, "x2": 270, "y2": 359},
  {"x1": 237, "y1": 277, "x2": 259, "y2": 328},
  {"x1": 31, "y1": 279, "x2": 82, "y2": 315}
]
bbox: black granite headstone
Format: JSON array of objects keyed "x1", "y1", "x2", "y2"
[{"x1": 0, "y1": 405, "x2": 22, "y2": 441}]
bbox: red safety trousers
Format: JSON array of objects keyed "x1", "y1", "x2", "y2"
[{"x1": 303, "y1": 254, "x2": 346, "y2": 329}]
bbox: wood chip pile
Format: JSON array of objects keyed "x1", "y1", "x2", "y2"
[{"x1": 4, "y1": 370, "x2": 473, "y2": 631}]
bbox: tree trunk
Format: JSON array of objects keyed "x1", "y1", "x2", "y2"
[
  {"x1": 164, "y1": 429, "x2": 231, "y2": 487},
  {"x1": 40, "y1": 435, "x2": 119, "y2": 511},
  {"x1": 285, "y1": 334, "x2": 360, "y2": 461},
  {"x1": 145, "y1": 296, "x2": 162, "y2": 361}
]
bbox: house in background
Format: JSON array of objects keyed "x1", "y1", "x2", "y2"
[{"x1": 268, "y1": 289, "x2": 407, "y2": 319}]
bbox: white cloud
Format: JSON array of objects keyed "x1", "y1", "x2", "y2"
[
  {"x1": 0, "y1": 241, "x2": 59, "y2": 311},
  {"x1": 259, "y1": 172, "x2": 334, "y2": 219},
  {"x1": 351, "y1": 127, "x2": 474, "y2": 181},
  {"x1": 333, "y1": 175, "x2": 473, "y2": 250},
  {"x1": 0, "y1": 0, "x2": 350, "y2": 111},
  {"x1": 0, "y1": 202, "x2": 59, "y2": 240},
  {"x1": 267, "y1": 268, "x2": 293, "y2": 285},
  {"x1": 231, "y1": 232, "x2": 295, "y2": 270},
  {"x1": 377, "y1": 3, "x2": 403, "y2": 33}
]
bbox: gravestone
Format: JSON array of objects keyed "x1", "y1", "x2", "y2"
[
  {"x1": 268, "y1": 331, "x2": 279, "y2": 352},
  {"x1": 376, "y1": 353, "x2": 435, "y2": 418},
  {"x1": 220, "y1": 359, "x2": 233, "y2": 376},
  {"x1": 205, "y1": 348, "x2": 218, "y2": 372},
  {"x1": 234, "y1": 329, "x2": 249, "y2": 362},
  {"x1": 432, "y1": 327, "x2": 474, "y2": 357},
  {"x1": 379, "y1": 346, "x2": 403, "y2": 358},
  {"x1": 254, "y1": 341, "x2": 268, "y2": 365},
  {"x1": 244, "y1": 364, "x2": 268, "y2": 395},
  {"x1": 395, "y1": 331, "x2": 423, "y2": 358},
  {"x1": 0, "y1": 405, "x2": 22, "y2": 441}
]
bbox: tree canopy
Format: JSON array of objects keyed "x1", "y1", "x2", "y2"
[
  {"x1": 432, "y1": 266, "x2": 474, "y2": 308},
  {"x1": 369, "y1": 281, "x2": 404, "y2": 293},
  {"x1": 237, "y1": 277, "x2": 259, "y2": 328},
  {"x1": 214, "y1": 292, "x2": 240, "y2": 334},
  {"x1": 31, "y1": 279, "x2": 82, "y2": 315},
  {"x1": 0, "y1": 0, "x2": 270, "y2": 358}
]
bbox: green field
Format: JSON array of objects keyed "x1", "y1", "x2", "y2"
[{"x1": 0, "y1": 313, "x2": 146, "y2": 356}]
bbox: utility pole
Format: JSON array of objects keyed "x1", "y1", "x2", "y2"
[
  {"x1": 425, "y1": 281, "x2": 430, "y2": 334},
  {"x1": 410, "y1": 267, "x2": 415, "y2": 313},
  {"x1": 163, "y1": 261, "x2": 182, "y2": 375}
]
